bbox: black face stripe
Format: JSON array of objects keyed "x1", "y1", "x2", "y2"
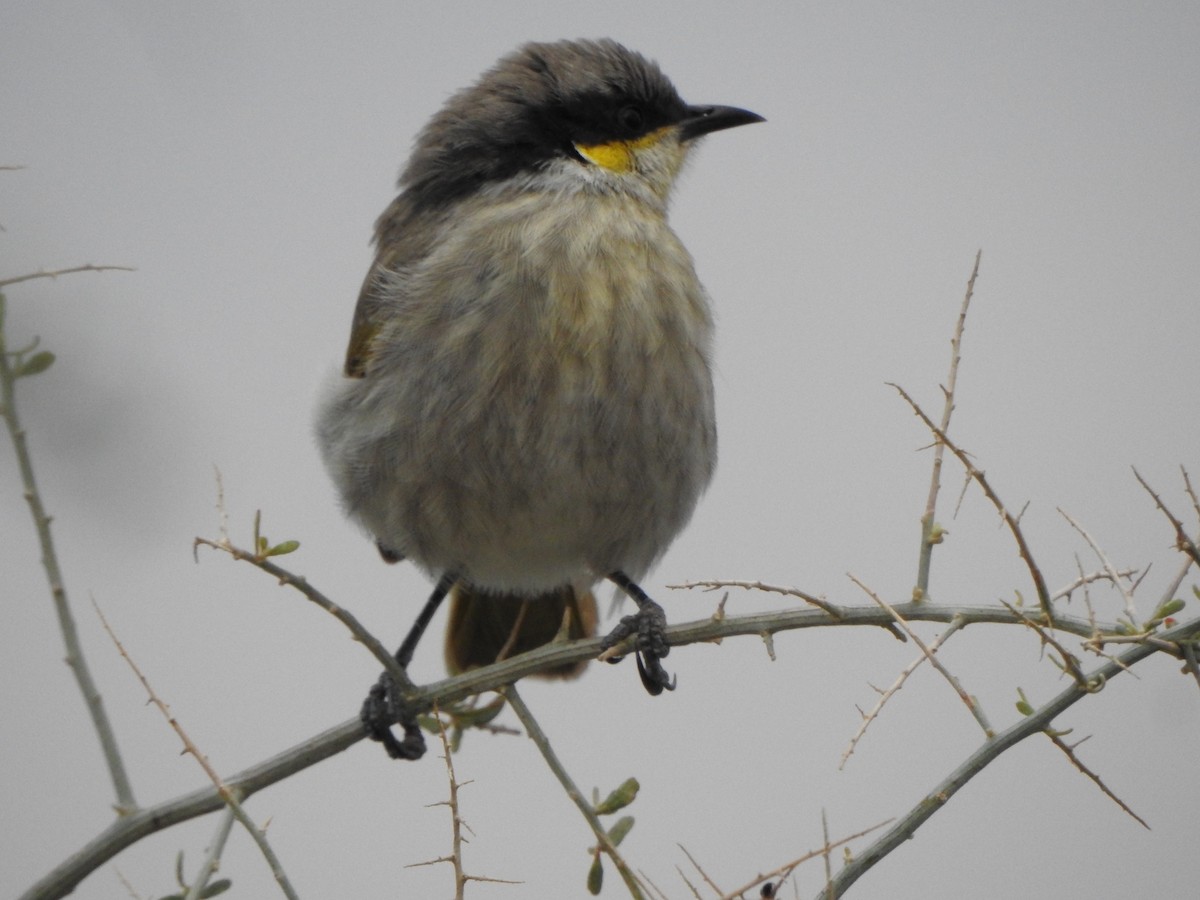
[
  {"x1": 557, "y1": 88, "x2": 687, "y2": 146},
  {"x1": 398, "y1": 39, "x2": 689, "y2": 210}
]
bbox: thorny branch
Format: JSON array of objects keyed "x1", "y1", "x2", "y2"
[
  {"x1": 92, "y1": 601, "x2": 299, "y2": 900},
  {"x1": 849, "y1": 575, "x2": 994, "y2": 738},
  {"x1": 891, "y1": 383, "x2": 1055, "y2": 619},
  {"x1": 1, "y1": 280, "x2": 137, "y2": 813},
  {"x1": 1044, "y1": 731, "x2": 1149, "y2": 830},
  {"x1": 815, "y1": 614, "x2": 1200, "y2": 900},
  {"x1": 840, "y1": 617, "x2": 966, "y2": 769},
  {"x1": 916, "y1": 249, "x2": 982, "y2": 601}
]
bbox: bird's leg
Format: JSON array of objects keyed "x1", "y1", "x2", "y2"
[
  {"x1": 362, "y1": 572, "x2": 456, "y2": 760},
  {"x1": 601, "y1": 571, "x2": 676, "y2": 695}
]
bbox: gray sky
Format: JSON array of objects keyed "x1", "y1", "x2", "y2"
[{"x1": 3, "y1": 2, "x2": 1199, "y2": 898}]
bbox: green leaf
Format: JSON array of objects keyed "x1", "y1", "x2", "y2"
[
  {"x1": 587, "y1": 854, "x2": 603, "y2": 894},
  {"x1": 1159, "y1": 598, "x2": 1185, "y2": 618},
  {"x1": 454, "y1": 695, "x2": 507, "y2": 727},
  {"x1": 594, "y1": 778, "x2": 639, "y2": 815},
  {"x1": 201, "y1": 879, "x2": 232, "y2": 897},
  {"x1": 606, "y1": 815, "x2": 634, "y2": 846},
  {"x1": 1015, "y1": 687, "x2": 1034, "y2": 716},
  {"x1": 15, "y1": 350, "x2": 55, "y2": 378},
  {"x1": 266, "y1": 540, "x2": 300, "y2": 557}
]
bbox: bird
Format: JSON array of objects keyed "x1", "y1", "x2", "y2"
[{"x1": 316, "y1": 38, "x2": 762, "y2": 760}]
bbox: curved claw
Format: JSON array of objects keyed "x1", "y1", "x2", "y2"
[
  {"x1": 600, "y1": 599, "x2": 675, "y2": 695},
  {"x1": 636, "y1": 651, "x2": 677, "y2": 695}
]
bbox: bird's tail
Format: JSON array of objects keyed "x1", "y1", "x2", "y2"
[{"x1": 444, "y1": 584, "x2": 597, "y2": 679}]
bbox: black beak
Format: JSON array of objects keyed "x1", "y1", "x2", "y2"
[{"x1": 679, "y1": 104, "x2": 765, "y2": 141}]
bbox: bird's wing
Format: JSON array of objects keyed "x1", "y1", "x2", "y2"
[{"x1": 342, "y1": 193, "x2": 439, "y2": 378}]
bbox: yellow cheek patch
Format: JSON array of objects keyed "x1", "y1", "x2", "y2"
[{"x1": 574, "y1": 126, "x2": 671, "y2": 173}]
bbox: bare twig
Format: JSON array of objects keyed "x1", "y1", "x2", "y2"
[
  {"x1": 1051, "y1": 567, "x2": 1137, "y2": 603},
  {"x1": 714, "y1": 818, "x2": 893, "y2": 900},
  {"x1": 1001, "y1": 601, "x2": 1092, "y2": 688},
  {"x1": 641, "y1": 869, "x2": 675, "y2": 900},
  {"x1": 916, "y1": 250, "x2": 982, "y2": 601},
  {"x1": 849, "y1": 576, "x2": 994, "y2": 738},
  {"x1": 183, "y1": 806, "x2": 236, "y2": 900},
  {"x1": 1182, "y1": 466, "x2": 1200, "y2": 526},
  {"x1": 0, "y1": 288, "x2": 136, "y2": 813},
  {"x1": 405, "y1": 712, "x2": 520, "y2": 894},
  {"x1": 815, "y1": 614, "x2": 1200, "y2": 899},
  {"x1": 1044, "y1": 732, "x2": 1149, "y2": 829},
  {"x1": 0, "y1": 264, "x2": 136, "y2": 288},
  {"x1": 678, "y1": 843, "x2": 724, "y2": 895},
  {"x1": 840, "y1": 616, "x2": 966, "y2": 768},
  {"x1": 193, "y1": 534, "x2": 410, "y2": 689},
  {"x1": 669, "y1": 579, "x2": 844, "y2": 619},
  {"x1": 891, "y1": 383, "x2": 1054, "y2": 618},
  {"x1": 1058, "y1": 508, "x2": 1138, "y2": 623},
  {"x1": 92, "y1": 600, "x2": 299, "y2": 900},
  {"x1": 504, "y1": 685, "x2": 646, "y2": 899},
  {"x1": 1073, "y1": 553, "x2": 1103, "y2": 644},
  {"x1": 820, "y1": 809, "x2": 833, "y2": 895},
  {"x1": 1133, "y1": 467, "x2": 1200, "y2": 567},
  {"x1": 671, "y1": 864, "x2": 704, "y2": 899}
]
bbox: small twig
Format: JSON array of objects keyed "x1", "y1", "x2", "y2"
[
  {"x1": 815, "y1": 615, "x2": 1200, "y2": 899},
  {"x1": 0, "y1": 264, "x2": 136, "y2": 288},
  {"x1": 820, "y1": 809, "x2": 833, "y2": 895},
  {"x1": 213, "y1": 467, "x2": 231, "y2": 546},
  {"x1": 0, "y1": 288, "x2": 137, "y2": 813},
  {"x1": 1001, "y1": 601, "x2": 1093, "y2": 689},
  {"x1": 669, "y1": 579, "x2": 844, "y2": 619},
  {"x1": 677, "y1": 844, "x2": 724, "y2": 896},
  {"x1": 92, "y1": 600, "x2": 299, "y2": 900},
  {"x1": 671, "y1": 864, "x2": 704, "y2": 899},
  {"x1": 1133, "y1": 467, "x2": 1200, "y2": 567},
  {"x1": 891, "y1": 383, "x2": 1054, "y2": 619},
  {"x1": 1182, "y1": 466, "x2": 1200, "y2": 524},
  {"x1": 916, "y1": 250, "x2": 982, "y2": 601},
  {"x1": 1058, "y1": 508, "x2": 1138, "y2": 623},
  {"x1": 1044, "y1": 731, "x2": 1149, "y2": 829},
  {"x1": 1051, "y1": 566, "x2": 1137, "y2": 603},
  {"x1": 714, "y1": 818, "x2": 893, "y2": 900},
  {"x1": 641, "y1": 869, "x2": 675, "y2": 900},
  {"x1": 113, "y1": 867, "x2": 141, "y2": 899},
  {"x1": 406, "y1": 712, "x2": 520, "y2": 894},
  {"x1": 410, "y1": 713, "x2": 469, "y2": 896},
  {"x1": 183, "y1": 805, "x2": 236, "y2": 900},
  {"x1": 840, "y1": 616, "x2": 966, "y2": 768},
  {"x1": 1051, "y1": 564, "x2": 1132, "y2": 619},
  {"x1": 849, "y1": 575, "x2": 994, "y2": 738},
  {"x1": 193, "y1": 535, "x2": 410, "y2": 690},
  {"x1": 504, "y1": 685, "x2": 646, "y2": 899}
]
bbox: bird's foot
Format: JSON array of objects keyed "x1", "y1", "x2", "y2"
[
  {"x1": 361, "y1": 672, "x2": 426, "y2": 760},
  {"x1": 600, "y1": 598, "x2": 676, "y2": 695}
]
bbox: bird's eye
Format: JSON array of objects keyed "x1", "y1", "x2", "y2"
[{"x1": 617, "y1": 105, "x2": 645, "y2": 132}]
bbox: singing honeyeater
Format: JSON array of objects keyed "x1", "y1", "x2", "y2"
[{"x1": 317, "y1": 38, "x2": 762, "y2": 759}]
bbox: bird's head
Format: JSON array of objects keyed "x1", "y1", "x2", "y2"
[{"x1": 399, "y1": 38, "x2": 764, "y2": 208}]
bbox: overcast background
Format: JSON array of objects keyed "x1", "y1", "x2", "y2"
[{"x1": 3, "y1": 2, "x2": 1199, "y2": 898}]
